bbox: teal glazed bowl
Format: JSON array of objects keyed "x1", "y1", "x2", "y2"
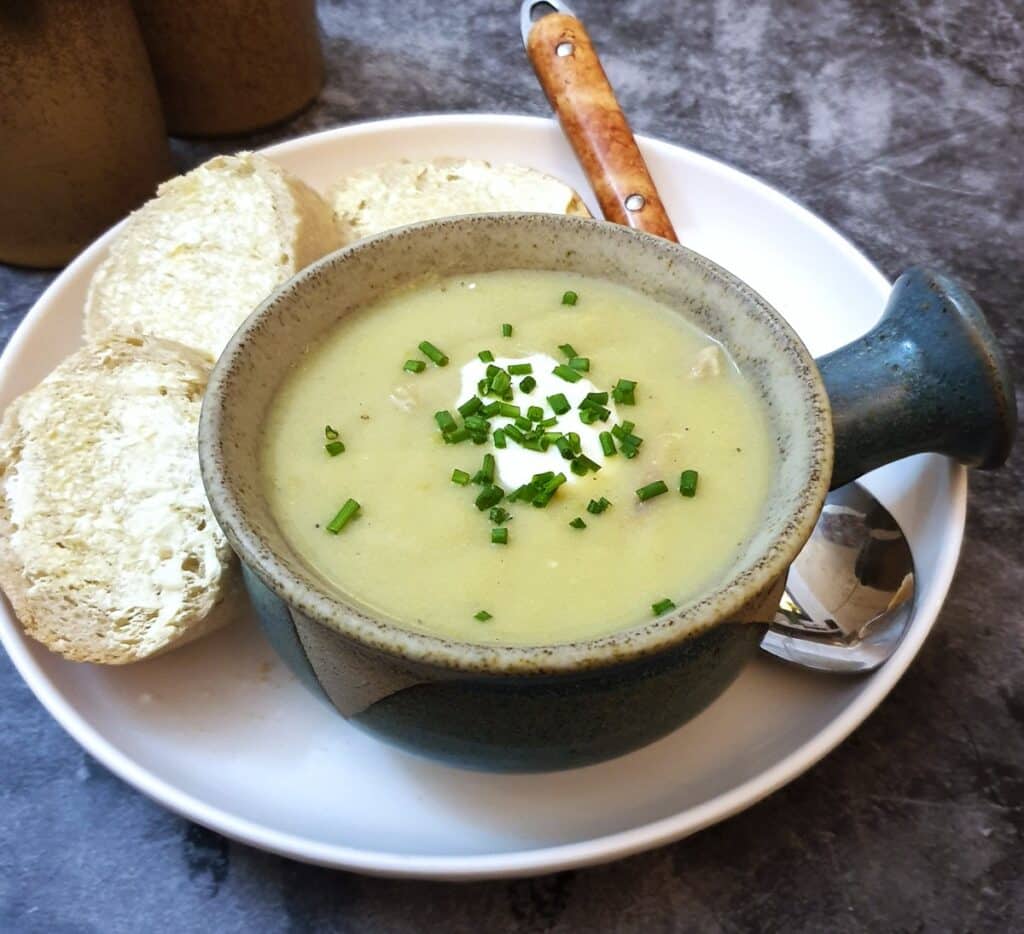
[{"x1": 199, "y1": 214, "x2": 1015, "y2": 772}]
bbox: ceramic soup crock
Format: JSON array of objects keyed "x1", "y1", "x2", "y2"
[{"x1": 199, "y1": 214, "x2": 1015, "y2": 771}]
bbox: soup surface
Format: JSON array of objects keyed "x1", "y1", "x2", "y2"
[{"x1": 263, "y1": 270, "x2": 775, "y2": 645}]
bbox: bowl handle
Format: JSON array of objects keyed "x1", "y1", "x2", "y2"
[{"x1": 817, "y1": 266, "x2": 1017, "y2": 489}]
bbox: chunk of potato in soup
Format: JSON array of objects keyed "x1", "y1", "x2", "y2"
[{"x1": 263, "y1": 270, "x2": 775, "y2": 645}]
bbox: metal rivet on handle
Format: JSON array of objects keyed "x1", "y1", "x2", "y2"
[
  {"x1": 556, "y1": 41, "x2": 574, "y2": 56},
  {"x1": 625, "y1": 193, "x2": 646, "y2": 211}
]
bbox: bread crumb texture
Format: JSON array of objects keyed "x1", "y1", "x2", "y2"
[
  {"x1": 0, "y1": 336, "x2": 240, "y2": 663},
  {"x1": 330, "y1": 157, "x2": 591, "y2": 242},
  {"x1": 84, "y1": 152, "x2": 340, "y2": 362}
]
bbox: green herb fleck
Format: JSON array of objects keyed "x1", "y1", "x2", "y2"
[
  {"x1": 419, "y1": 340, "x2": 449, "y2": 366},
  {"x1": 636, "y1": 480, "x2": 669, "y2": 502},
  {"x1": 325, "y1": 498, "x2": 360, "y2": 534}
]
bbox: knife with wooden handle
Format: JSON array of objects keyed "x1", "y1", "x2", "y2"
[{"x1": 521, "y1": 0, "x2": 679, "y2": 242}]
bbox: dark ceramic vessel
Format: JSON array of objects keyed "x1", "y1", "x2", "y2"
[{"x1": 199, "y1": 214, "x2": 1014, "y2": 772}]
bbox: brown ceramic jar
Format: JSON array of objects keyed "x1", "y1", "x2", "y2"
[
  {"x1": 0, "y1": 0, "x2": 173, "y2": 268},
  {"x1": 131, "y1": 0, "x2": 324, "y2": 137}
]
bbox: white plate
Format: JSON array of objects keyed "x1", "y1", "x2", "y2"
[{"x1": 0, "y1": 114, "x2": 965, "y2": 880}]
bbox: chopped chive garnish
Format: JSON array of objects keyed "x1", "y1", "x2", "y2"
[
  {"x1": 458, "y1": 396, "x2": 483, "y2": 418},
  {"x1": 498, "y1": 402, "x2": 520, "y2": 418},
  {"x1": 569, "y1": 517, "x2": 587, "y2": 529},
  {"x1": 490, "y1": 370, "x2": 511, "y2": 395},
  {"x1": 622, "y1": 420, "x2": 635, "y2": 434},
  {"x1": 325, "y1": 498, "x2": 360, "y2": 534},
  {"x1": 480, "y1": 453, "x2": 495, "y2": 484},
  {"x1": 522, "y1": 437, "x2": 544, "y2": 452},
  {"x1": 508, "y1": 362, "x2": 533, "y2": 375},
  {"x1": 532, "y1": 472, "x2": 567, "y2": 507},
  {"x1": 579, "y1": 408, "x2": 599, "y2": 425},
  {"x1": 325, "y1": 440, "x2": 345, "y2": 456},
  {"x1": 491, "y1": 527, "x2": 509, "y2": 545},
  {"x1": 403, "y1": 359, "x2": 426, "y2": 373},
  {"x1": 493, "y1": 429, "x2": 507, "y2": 449},
  {"x1": 486, "y1": 364, "x2": 500, "y2": 378},
  {"x1": 636, "y1": 480, "x2": 669, "y2": 502},
  {"x1": 585, "y1": 391, "x2": 609, "y2": 405},
  {"x1": 542, "y1": 431, "x2": 561, "y2": 445},
  {"x1": 475, "y1": 485, "x2": 504, "y2": 510},
  {"x1": 587, "y1": 496, "x2": 612, "y2": 515},
  {"x1": 537, "y1": 417, "x2": 556, "y2": 429},
  {"x1": 561, "y1": 291, "x2": 578, "y2": 306},
  {"x1": 599, "y1": 431, "x2": 617, "y2": 456},
  {"x1": 555, "y1": 436, "x2": 574, "y2": 460},
  {"x1": 652, "y1": 598, "x2": 676, "y2": 616},
  {"x1": 471, "y1": 433, "x2": 488, "y2": 445},
  {"x1": 503, "y1": 424, "x2": 525, "y2": 443},
  {"x1": 568, "y1": 356, "x2": 590, "y2": 372},
  {"x1": 621, "y1": 442, "x2": 639, "y2": 459},
  {"x1": 463, "y1": 415, "x2": 490, "y2": 433},
  {"x1": 553, "y1": 364, "x2": 582, "y2": 383},
  {"x1": 547, "y1": 393, "x2": 571, "y2": 415},
  {"x1": 519, "y1": 375, "x2": 537, "y2": 393},
  {"x1": 481, "y1": 400, "x2": 502, "y2": 417},
  {"x1": 571, "y1": 454, "x2": 600, "y2": 476},
  {"x1": 325, "y1": 425, "x2": 339, "y2": 440},
  {"x1": 435, "y1": 410, "x2": 457, "y2": 434},
  {"x1": 527, "y1": 405, "x2": 544, "y2": 422},
  {"x1": 558, "y1": 343, "x2": 578, "y2": 359},
  {"x1": 489, "y1": 506, "x2": 511, "y2": 525},
  {"x1": 679, "y1": 469, "x2": 699, "y2": 497},
  {"x1": 612, "y1": 378, "x2": 637, "y2": 405},
  {"x1": 477, "y1": 378, "x2": 489, "y2": 396},
  {"x1": 451, "y1": 468, "x2": 471, "y2": 485},
  {"x1": 445, "y1": 426, "x2": 471, "y2": 444},
  {"x1": 514, "y1": 416, "x2": 532, "y2": 431},
  {"x1": 568, "y1": 432, "x2": 581, "y2": 455},
  {"x1": 475, "y1": 610, "x2": 493, "y2": 622},
  {"x1": 478, "y1": 350, "x2": 495, "y2": 363},
  {"x1": 501, "y1": 323, "x2": 513, "y2": 337},
  {"x1": 419, "y1": 341, "x2": 449, "y2": 366}
]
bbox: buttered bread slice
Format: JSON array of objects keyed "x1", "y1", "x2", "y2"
[
  {"x1": 329, "y1": 158, "x2": 591, "y2": 242},
  {"x1": 0, "y1": 336, "x2": 240, "y2": 663},
  {"x1": 85, "y1": 152, "x2": 341, "y2": 362}
]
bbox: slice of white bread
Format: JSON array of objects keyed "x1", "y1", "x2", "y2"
[
  {"x1": 84, "y1": 152, "x2": 341, "y2": 362},
  {"x1": 329, "y1": 158, "x2": 591, "y2": 242},
  {"x1": 0, "y1": 336, "x2": 240, "y2": 664}
]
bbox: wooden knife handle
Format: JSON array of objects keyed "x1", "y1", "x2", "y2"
[{"x1": 525, "y1": 11, "x2": 679, "y2": 243}]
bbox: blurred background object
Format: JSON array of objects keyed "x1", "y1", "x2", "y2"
[
  {"x1": 131, "y1": 0, "x2": 324, "y2": 137},
  {"x1": 0, "y1": 0, "x2": 173, "y2": 268}
]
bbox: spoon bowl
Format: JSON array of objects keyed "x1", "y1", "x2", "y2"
[{"x1": 762, "y1": 482, "x2": 915, "y2": 673}]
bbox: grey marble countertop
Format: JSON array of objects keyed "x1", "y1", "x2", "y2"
[{"x1": 2, "y1": 1, "x2": 1022, "y2": 930}]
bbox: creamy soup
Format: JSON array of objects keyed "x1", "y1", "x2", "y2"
[{"x1": 263, "y1": 270, "x2": 775, "y2": 645}]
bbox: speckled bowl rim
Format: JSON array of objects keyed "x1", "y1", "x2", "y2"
[{"x1": 200, "y1": 214, "x2": 833, "y2": 676}]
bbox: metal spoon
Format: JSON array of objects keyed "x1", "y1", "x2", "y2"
[{"x1": 761, "y1": 482, "x2": 915, "y2": 673}]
